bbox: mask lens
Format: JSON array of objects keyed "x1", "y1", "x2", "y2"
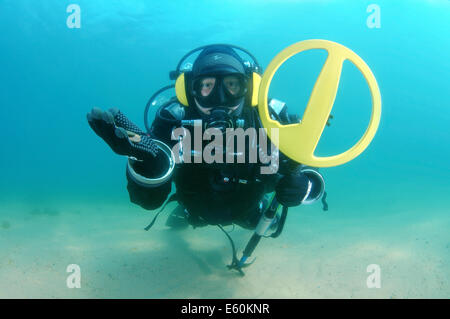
[
  {"x1": 222, "y1": 75, "x2": 246, "y2": 97},
  {"x1": 194, "y1": 76, "x2": 216, "y2": 98},
  {"x1": 192, "y1": 74, "x2": 247, "y2": 108}
]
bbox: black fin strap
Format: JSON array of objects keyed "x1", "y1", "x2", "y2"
[
  {"x1": 218, "y1": 224, "x2": 244, "y2": 276},
  {"x1": 144, "y1": 193, "x2": 178, "y2": 231},
  {"x1": 321, "y1": 191, "x2": 329, "y2": 211}
]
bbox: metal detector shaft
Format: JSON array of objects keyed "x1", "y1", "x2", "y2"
[{"x1": 238, "y1": 197, "x2": 280, "y2": 266}]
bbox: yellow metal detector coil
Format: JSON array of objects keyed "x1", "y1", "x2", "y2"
[{"x1": 258, "y1": 40, "x2": 382, "y2": 167}]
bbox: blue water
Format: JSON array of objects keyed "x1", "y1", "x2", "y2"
[{"x1": 0, "y1": 0, "x2": 449, "y2": 298}]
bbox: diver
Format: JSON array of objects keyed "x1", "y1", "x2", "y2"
[{"x1": 87, "y1": 44, "x2": 325, "y2": 272}]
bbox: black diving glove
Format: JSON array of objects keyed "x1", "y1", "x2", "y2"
[
  {"x1": 87, "y1": 107, "x2": 159, "y2": 161},
  {"x1": 275, "y1": 172, "x2": 310, "y2": 207}
]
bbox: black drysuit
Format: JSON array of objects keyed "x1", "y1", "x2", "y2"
[{"x1": 125, "y1": 101, "x2": 299, "y2": 229}]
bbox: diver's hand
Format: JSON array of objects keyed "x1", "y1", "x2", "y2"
[
  {"x1": 275, "y1": 173, "x2": 310, "y2": 207},
  {"x1": 87, "y1": 107, "x2": 159, "y2": 161}
]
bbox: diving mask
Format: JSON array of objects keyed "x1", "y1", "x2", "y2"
[{"x1": 191, "y1": 73, "x2": 248, "y2": 108}]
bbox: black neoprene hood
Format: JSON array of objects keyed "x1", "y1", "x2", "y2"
[{"x1": 192, "y1": 45, "x2": 246, "y2": 77}]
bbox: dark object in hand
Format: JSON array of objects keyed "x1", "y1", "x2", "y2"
[{"x1": 275, "y1": 173, "x2": 310, "y2": 207}]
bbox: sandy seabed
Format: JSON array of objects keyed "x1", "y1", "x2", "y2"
[{"x1": 0, "y1": 200, "x2": 448, "y2": 299}]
